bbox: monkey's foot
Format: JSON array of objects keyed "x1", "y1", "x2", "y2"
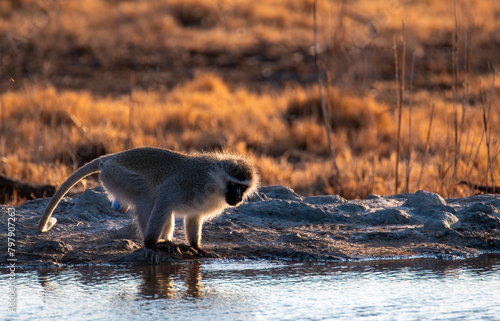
[
  {"x1": 144, "y1": 240, "x2": 180, "y2": 264},
  {"x1": 173, "y1": 244, "x2": 219, "y2": 257},
  {"x1": 190, "y1": 246, "x2": 220, "y2": 258},
  {"x1": 175, "y1": 244, "x2": 199, "y2": 255},
  {"x1": 156, "y1": 241, "x2": 182, "y2": 255}
]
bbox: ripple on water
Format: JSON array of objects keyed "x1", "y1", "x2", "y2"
[{"x1": 2, "y1": 254, "x2": 500, "y2": 320}]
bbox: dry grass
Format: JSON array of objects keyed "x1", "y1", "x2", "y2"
[{"x1": 0, "y1": 0, "x2": 499, "y2": 204}]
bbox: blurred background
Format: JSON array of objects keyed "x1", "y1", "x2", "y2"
[{"x1": 0, "y1": 0, "x2": 499, "y2": 204}]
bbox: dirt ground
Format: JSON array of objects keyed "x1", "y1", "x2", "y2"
[{"x1": 2, "y1": 185, "x2": 500, "y2": 268}]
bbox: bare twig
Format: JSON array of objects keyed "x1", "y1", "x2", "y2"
[
  {"x1": 393, "y1": 22, "x2": 406, "y2": 193},
  {"x1": 393, "y1": 39, "x2": 400, "y2": 193},
  {"x1": 481, "y1": 63, "x2": 496, "y2": 188},
  {"x1": 466, "y1": 131, "x2": 485, "y2": 181},
  {"x1": 489, "y1": 64, "x2": 496, "y2": 188},
  {"x1": 417, "y1": 104, "x2": 435, "y2": 189},
  {"x1": 314, "y1": 0, "x2": 339, "y2": 177},
  {"x1": 452, "y1": 0, "x2": 459, "y2": 185},
  {"x1": 461, "y1": 0, "x2": 472, "y2": 129},
  {"x1": 405, "y1": 52, "x2": 415, "y2": 193},
  {"x1": 0, "y1": 95, "x2": 4, "y2": 135},
  {"x1": 481, "y1": 90, "x2": 492, "y2": 188},
  {"x1": 127, "y1": 74, "x2": 135, "y2": 149}
]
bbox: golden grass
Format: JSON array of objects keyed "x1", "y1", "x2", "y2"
[
  {"x1": 2, "y1": 71, "x2": 499, "y2": 201},
  {"x1": 1, "y1": 0, "x2": 499, "y2": 204}
]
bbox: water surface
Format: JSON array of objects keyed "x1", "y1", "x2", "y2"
[{"x1": 2, "y1": 254, "x2": 500, "y2": 320}]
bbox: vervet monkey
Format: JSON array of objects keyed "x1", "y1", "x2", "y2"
[{"x1": 38, "y1": 147, "x2": 259, "y2": 263}]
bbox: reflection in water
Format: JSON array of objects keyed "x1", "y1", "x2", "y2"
[
  {"x1": 34, "y1": 261, "x2": 205, "y2": 301},
  {"x1": 137, "y1": 262, "x2": 204, "y2": 299},
  {"x1": 185, "y1": 262, "x2": 203, "y2": 299},
  {"x1": 138, "y1": 264, "x2": 182, "y2": 299},
  {"x1": 2, "y1": 254, "x2": 500, "y2": 320}
]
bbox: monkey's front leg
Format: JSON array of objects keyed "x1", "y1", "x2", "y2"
[
  {"x1": 157, "y1": 212, "x2": 181, "y2": 254},
  {"x1": 184, "y1": 216, "x2": 220, "y2": 258}
]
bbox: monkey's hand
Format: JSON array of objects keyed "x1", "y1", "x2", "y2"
[
  {"x1": 144, "y1": 239, "x2": 160, "y2": 264},
  {"x1": 145, "y1": 248, "x2": 160, "y2": 265}
]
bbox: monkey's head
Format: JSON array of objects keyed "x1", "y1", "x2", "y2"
[
  {"x1": 217, "y1": 155, "x2": 259, "y2": 206},
  {"x1": 225, "y1": 181, "x2": 250, "y2": 206}
]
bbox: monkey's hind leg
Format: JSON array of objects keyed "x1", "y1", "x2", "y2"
[
  {"x1": 99, "y1": 165, "x2": 154, "y2": 238},
  {"x1": 144, "y1": 190, "x2": 182, "y2": 263}
]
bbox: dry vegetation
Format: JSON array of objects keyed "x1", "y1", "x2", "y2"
[{"x1": 0, "y1": 0, "x2": 499, "y2": 204}]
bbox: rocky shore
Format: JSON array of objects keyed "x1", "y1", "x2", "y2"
[{"x1": 2, "y1": 186, "x2": 500, "y2": 267}]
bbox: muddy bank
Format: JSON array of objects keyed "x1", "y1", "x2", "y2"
[{"x1": 2, "y1": 186, "x2": 500, "y2": 267}]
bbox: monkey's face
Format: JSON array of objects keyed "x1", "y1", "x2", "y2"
[{"x1": 225, "y1": 182, "x2": 249, "y2": 206}]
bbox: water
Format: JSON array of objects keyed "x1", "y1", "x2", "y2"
[{"x1": 2, "y1": 254, "x2": 500, "y2": 320}]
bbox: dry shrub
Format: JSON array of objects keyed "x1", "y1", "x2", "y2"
[
  {"x1": 1, "y1": 84, "x2": 117, "y2": 170},
  {"x1": 286, "y1": 87, "x2": 392, "y2": 155},
  {"x1": 4, "y1": 72, "x2": 499, "y2": 204}
]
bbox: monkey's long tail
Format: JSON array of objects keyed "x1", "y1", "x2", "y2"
[{"x1": 38, "y1": 157, "x2": 104, "y2": 232}]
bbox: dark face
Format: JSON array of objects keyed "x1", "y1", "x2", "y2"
[{"x1": 225, "y1": 182, "x2": 249, "y2": 206}]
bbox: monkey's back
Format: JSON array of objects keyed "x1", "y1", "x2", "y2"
[
  {"x1": 103, "y1": 147, "x2": 252, "y2": 191},
  {"x1": 109, "y1": 147, "x2": 191, "y2": 182}
]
